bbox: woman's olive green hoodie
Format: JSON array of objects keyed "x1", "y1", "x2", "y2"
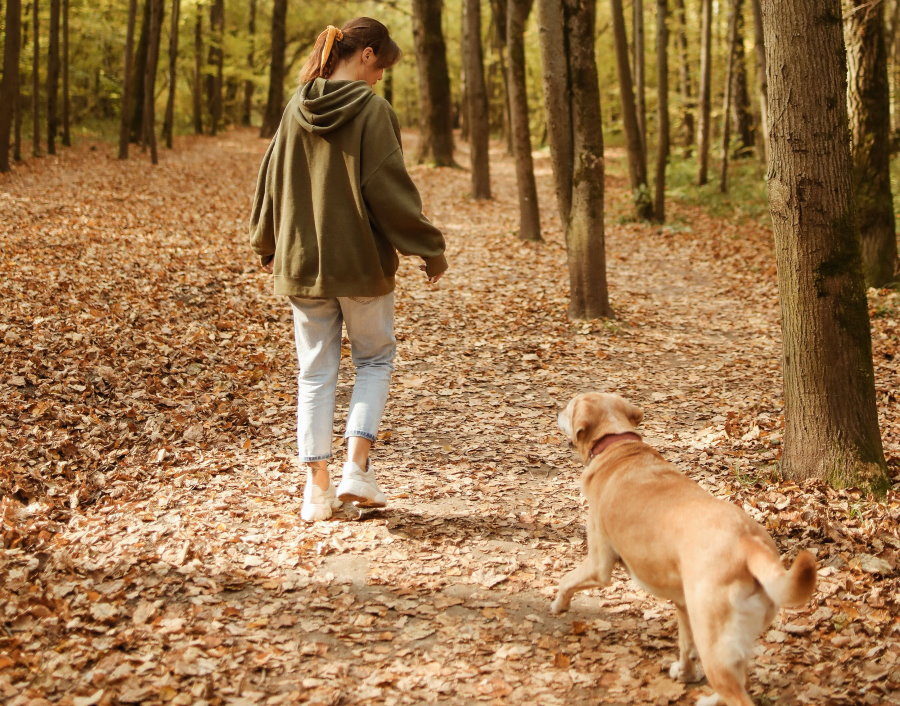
[{"x1": 249, "y1": 78, "x2": 448, "y2": 297}]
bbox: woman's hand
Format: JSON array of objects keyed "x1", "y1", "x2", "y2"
[{"x1": 419, "y1": 264, "x2": 443, "y2": 284}]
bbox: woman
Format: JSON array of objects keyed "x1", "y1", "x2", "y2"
[{"x1": 250, "y1": 18, "x2": 447, "y2": 521}]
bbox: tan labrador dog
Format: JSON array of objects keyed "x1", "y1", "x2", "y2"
[{"x1": 552, "y1": 392, "x2": 817, "y2": 706}]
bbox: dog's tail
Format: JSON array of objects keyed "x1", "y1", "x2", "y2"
[{"x1": 742, "y1": 535, "x2": 817, "y2": 607}]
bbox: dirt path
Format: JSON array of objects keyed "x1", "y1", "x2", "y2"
[{"x1": 1, "y1": 130, "x2": 897, "y2": 706}]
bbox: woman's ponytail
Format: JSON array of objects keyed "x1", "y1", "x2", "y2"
[{"x1": 299, "y1": 17, "x2": 401, "y2": 84}]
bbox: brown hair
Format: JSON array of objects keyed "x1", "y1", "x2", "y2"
[{"x1": 299, "y1": 17, "x2": 402, "y2": 83}]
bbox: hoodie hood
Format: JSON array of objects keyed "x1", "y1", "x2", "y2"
[{"x1": 294, "y1": 78, "x2": 376, "y2": 134}]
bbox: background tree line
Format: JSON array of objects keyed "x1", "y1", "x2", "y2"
[{"x1": 0, "y1": 1, "x2": 897, "y2": 493}]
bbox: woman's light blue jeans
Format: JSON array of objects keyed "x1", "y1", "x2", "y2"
[{"x1": 289, "y1": 294, "x2": 396, "y2": 462}]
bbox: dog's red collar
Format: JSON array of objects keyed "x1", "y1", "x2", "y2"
[{"x1": 590, "y1": 432, "x2": 642, "y2": 458}]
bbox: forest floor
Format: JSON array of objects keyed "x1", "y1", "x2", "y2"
[{"x1": 1, "y1": 129, "x2": 898, "y2": 706}]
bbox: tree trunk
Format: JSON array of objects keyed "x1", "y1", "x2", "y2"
[
  {"x1": 762, "y1": 0, "x2": 889, "y2": 493},
  {"x1": 844, "y1": 0, "x2": 898, "y2": 287},
  {"x1": 697, "y1": 0, "x2": 712, "y2": 184},
  {"x1": 674, "y1": 0, "x2": 694, "y2": 154},
  {"x1": 610, "y1": 0, "x2": 653, "y2": 219},
  {"x1": 62, "y1": 0, "x2": 70, "y2": 146},
  {"x1": 507, "y1": 0, "x2": 541, "y2": 240},
  {"x1": 143, "y1": 0, "x2": 163, "y2": 163},
  {"x1": 633, "y1": 0, "x2": 647, "y2": 157},
  {"x1": 459, "y1": 0, "x2": 469, "y2": 140},
  {"x1": 383, "y1": 70, "x2": 394, "y2": 104},
  {"x1": 32, "y1": 0, "x2": 40, "y2": 156},
  {"x1": 47, "y1": 0, "x2": 59, "y2": 155},
  {"x1": 162, "y1": 0, "x2": 180, "y2": 148},
  {"x1": 730, "y1": 0, "x2": 754, "y2": 156},
  {"x1": 130, "y1": 0, "x2": 152, "y2": 144},
  {"x1": 750, "y1": 0, "x2": 768, "y2": 163},
  {"x1": 14, "y1": 12, "x2": 23, "y2": 162},
  {"x1": 0, "y1": 0, "x2": 22, "y2": 173},
  {"x1": 192, "y1": 3, "x2": 203, "y2": 135},
  {"x1": 719, "y1": 0, "x2": 737, "y2": 193},
  {"x1": 118, "y1": 0, "x2": 138, "y2": 159},
  {"x1": 490, "y1": 0, "x2": 514, "y2": 155},
  {"x1": 242, "y1": 0, "x2": 256, "y2": 126},
  {"x1": 538, "y1": 0, "x2": 612, "y2": 319},
  {"x1": 205, "y1": 0, "x2": 224, "y2": 136},
  {"x1": 654, "y1": 0, "x2": 669, "y2": 221},
  {"x1": 260, "y1": 0, "x2": 286, "y2": 139},
  {"x1": 412, "y1": 0, "x2": 456, "y2": 166},
  {"x1": 465, "y1": 0, "x2": 492, "y2": 198}
]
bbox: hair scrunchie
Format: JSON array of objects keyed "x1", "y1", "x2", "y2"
[{"x1": 319, "y1": 25, "x2": 344, "y2": 73}]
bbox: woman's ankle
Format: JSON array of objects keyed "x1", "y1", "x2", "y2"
[{"x1": 307, "y1": 462, "x2": 330, "y2": 490}]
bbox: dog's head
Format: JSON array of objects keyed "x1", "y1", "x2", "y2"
[{"x1": 558, "y1": 392, "x2": 644, "y2": 461}]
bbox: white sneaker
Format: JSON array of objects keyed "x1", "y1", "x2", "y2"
[
  {"x1": 301, "y1": 472, "x2": 342, "y2": 522},
  {"x1": 336, "y1": 461, "x2": 386, "y2": 508}
]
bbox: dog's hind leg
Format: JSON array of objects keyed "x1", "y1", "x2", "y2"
[
  {"x1": 669, "y1": 605, "x2": 704, "y2": 683},
  {"x1": 551, "y1": 536, "x2": 617, "y2": 614}
]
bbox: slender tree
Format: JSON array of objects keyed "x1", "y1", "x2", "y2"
[
  {"x1": 729, "y1": 0, "x2": 754, "y2": 155},
  {"x1": 47, "y1": 0, "x2": 60, "y2": 154},
  {"x1": 205, "y1": 0, "x2": 224, "y2": 136},
  {"x1": 0, "y1": 0, "x2": 22, "y2": 173},
  {"x1": 192, "y1": 2, "x2": 203, "y2": 134},
  {"x1": 383, "y1": 70, "x2": 393, "y2": 104},
  {"x1": 697, "y1": 0, "x2": 712, "y2": 184},
  {"x1": 762, "y1": 0, "x2": 889, "y2": 492},
  {"x1": 242, "y1": 0, "x2": 257, "y2": 126},
  {"x1": 465, "y1": 0, "x2": 491, "y2": 198},
  {"x1": 633, "y1": 0, "x2": 647, "y2": 155},
  {"x1": 674, "y1": 0, "x2": 694, "y2": 153},
  {"x1": 14, "y1": 11, "x2": 23, "y2": 162},
  {"x1": 655, "y1": 0, "x2": 670, "y2": 220},
  {"x1": 260, "y1": 0, "x2": 286, "y2": 138},
  {"x1": 118, "y1": 0, "x2": 138, "y2": 159},
  {"x1": 750, "y1": 0, "x2": 768, "y2": 162},
  {"x1": 412, "y1": 0, "x2": 456, "y2": 165},
  {"x1": 143, "y1": 0, "x2": 164, "y2": 163},
  {"x1": 130, "y1": 0, "x2": 152, "y2": 143},
  {"x1": 538, "y1": 0, "x2": 612, "y2": 318},
  {"x1": 507, "y1": 0, "x2": 541, "y2": 240},
  {"x1": 32, "y1": 0, "x2": 40, "y2": 157},
  {"x1": 62, "y1": 0, "x2": 70, "y2": 146},
  {"x1": 610, "y1": 0, "x2": 653, "y2": 219},
  {"x1": 489, "y1": 0, "x2": 513, "y2": 154},
  {"x1": 719, "y1": 0, "x2": 738, "y2": 193},
  {"x1": 844, "y1": 0, "x2": 898, "y2": 286},
  {"x1": 162, "y1": 0, "x2": 180, "y2": 148}
]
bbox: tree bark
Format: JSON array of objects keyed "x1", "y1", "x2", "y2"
[
  {"x1": 762, "y1": 0, "x2": 889, "y2": 492},
  {"x1": 412, "y1": 0, "x2": 456, "y2": 166},
  {"x1": 143, "y1": 0, "x2": 163, "y2": 163},
  {"x1": 14, "y1": 11, "x2": 23, "y2": 162},
  {"x1": 730, "y1": 0, "x2": 754, "y2": 156},
  {"x1": 750, "y1": 0, "x2": 768, "y2": 163},
  {"x1": 674, "y1": 0, "x2": 694, "y2": 154},
  {"x1": 697, "y1": 0, "x2": 712, "y2": 184},
  {"x1": 205, "y1": 0, "x2": 224, "y2": 136},
  {"x1": 844, "y1": 0, "x2": 898, "y2": 286},
  {"x1": 633, "y1": 0, "x2": 647, "y2": 157},
  {"x1": 242, "y1": 0, "x2": 256, "y2": 126},
  {"x1": 131, "y1": 0, "x2": 152, "y2": 144},
  {"x1": 162, "y1": 0, "x2": 180, "y2": 149},
  {"x1": 654, "y1": 0, "x2": 669, "y2": 221},
  {"x1": 47, "y1": 0, "x2": 60, "y2": 155},
  {"x1": 719, "y1": 0, "x2": 737, "y2": 192},
  {"x1": 610, "y1": 0, "x2": 652, "y2": 219},
  {"x1": 260, "y1": 0, "x2": 286, "y2": 139},
  {"x1": 465, "y1": 0, "x2": 491, "y2": 198},
  {"x1": 32, "y1": 0, "x2": 40, "y2": 157},
  {"x1": 507, "y1": 0, "x2": 541, "y2": 240},
  {"x1": 62, "y1": 0, "x2": 70, "y2": 146},
  {"x1": 192, "y1": 3, "x2": 203, "y2": 135},
  {"x1": 0, "y1": 0, "x2": 22, "y2": 172},
  {"x1": 538, "y1": 0, "x2": 612, "y2": 319},
  {"x1": 118, "y1": 0, "x2": 138, "y2": 159},
  {"x1": 490, "y1": 0, "x2": 513, "y2": 154}
]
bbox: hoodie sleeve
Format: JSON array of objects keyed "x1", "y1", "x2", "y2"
[{"x1": 248, "y1": 134, "x2": 277, "y2": 266}]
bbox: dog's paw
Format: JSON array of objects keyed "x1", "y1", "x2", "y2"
[
  {"x1": 695, "y1": 694, "x2": 721, "y2": 706},
  {"x1": 669, "y1": 660, "x2": 704, "y2": 683},
  {"x1": 550, "y1": 595, "x2": 569, "y2": 615}
]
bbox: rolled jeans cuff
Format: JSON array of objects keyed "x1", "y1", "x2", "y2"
[{"x1": 344, "y1": 429, "x2": 377, "y2": 443}]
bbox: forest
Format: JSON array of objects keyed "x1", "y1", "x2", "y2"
[{"x1": 1, "y1": 0, "x2": 898, "y2": 704}]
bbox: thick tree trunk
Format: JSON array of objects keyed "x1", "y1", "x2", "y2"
[
  {"x1": 750, "y1": 0, "x2": 768, "y2": 163},
  {"x1": 242, "y1": 0, "x2": 256, "y2": 127},
  {"x1": 260, "y1": 0, "x2": 286, "y2": 139},
  {"x1": 62, "y1": 0, "x2": 70, "y2": 146},
  {"x1": 720, "y1": 0, "x2": 737, "y2": 193},
  {"x1": 538, "y1": 0, "x2": 612, "y2": 319},
  {"x1": 205, "y1": 0, "x2": 224, "y2": 136},
  {"x1": 47, "y1": 0, "x2": 60, "y2": 155},
  {"x1": 507, "y1": 0, "x2": 541, "y2": 240},
  {"x1": 32, "y1": 0, "x2": 40, "y2": 157},
  {"x1": 118, "y1": 0, "x2": 138, "y2": 159},
  {"x1": 131, "y1": 0, "x2": 152, "y2": 144},
  {"x1": 762, "y1": 0, "x2": 889, "y2": 492},
  {"x1": 412, "y1": 0, "x2": 456, "y2": 166},
  {"x1": 654, "y1": 0, "x2": 669, "y2": 221},
  {"x1": 610, "y1": 0, "x2": 653, "y2": 219},
  {"x1": 730, "y1": 0, "x2": 754, "y2": 156},
  {"x1": 192, "y1": 4, "x2": 203, "y2": 135},
  {"x1": 465, "y1": 0, "x2": 491, "y2": 198},
  {"x1": 162, "y1": 0, "x2": 180, "y2": 149},
  {"x1": 0, "y1": 0, "x2": 22, "y2": 173},
  {"x1": 844, "y1": 0, "x2": 899, "y2": 287},
  {"x1": 143, "y1": 0, "x2": 163, "y2": 163},
  {"x1": 14, "y1": 13, "x2": 23, "y2": 162},
  {"x1": 674, "y1": 0, "x2": 694, "y2": 154},
  {"x1": 697, "y1": 0, "x2": 712, "y2": 184}
]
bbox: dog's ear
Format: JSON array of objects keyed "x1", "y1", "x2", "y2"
[
  {"x1": 571, "y1": 398, "x2": 599, "y2": 460},
  {"x1": 624, "y1": 400, "x2": 644, "y2": 427}
]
